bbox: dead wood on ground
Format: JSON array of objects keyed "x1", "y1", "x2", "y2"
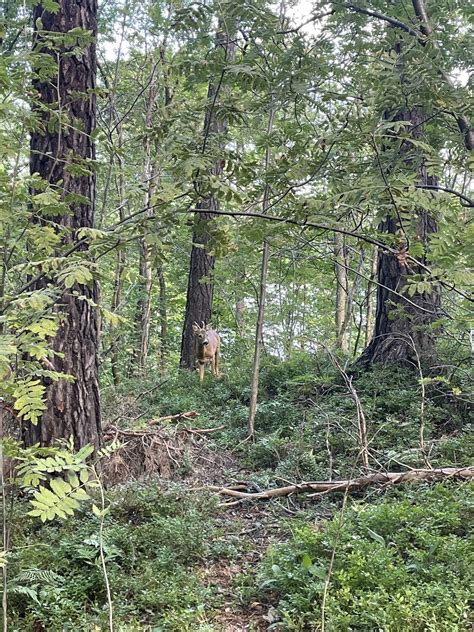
[
  {"x1": 149, "y1": 410, "x2": 199, "y2": 425},
  {"x1": 209, "y1": 467, "x2": 474, "y2": 505},
  {"x1": 100, "y1": 413, "x2": 227, "y2": 485}
]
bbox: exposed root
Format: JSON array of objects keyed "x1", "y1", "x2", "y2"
[{"x1": 100, "y1": 417, "x2": 229, "y2": 486}]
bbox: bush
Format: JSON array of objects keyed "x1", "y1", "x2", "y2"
[
  {"x1": 257, "y1": 482, "x2": 473, "y2": 631},
  {"x1": 7, "y1": 483, "x2": 221, "y2": 631}
]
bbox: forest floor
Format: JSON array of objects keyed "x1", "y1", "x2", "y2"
[
  {"x1": 202, "y1": 504, "x2": 280, "y2": 631},
  {"x1": 6, "y1": 354, "x2": 474, "y2": 631}
]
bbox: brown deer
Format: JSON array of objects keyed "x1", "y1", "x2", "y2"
[{"x1": 192, "y1": 322, "x2": 221, "y2": 383}]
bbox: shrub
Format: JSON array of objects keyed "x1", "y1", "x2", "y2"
[
  {"x1": 257, "y1": 482, "x2": 473, "y2": 631},
  {"x1": 7, "y1": 484, "x2": 220, "y2": 631}
]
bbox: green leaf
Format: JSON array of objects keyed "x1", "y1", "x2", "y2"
[
  {"x1": 302, "y1": 553, "x2": 313, "y2": 569},
  {"x1": 309, "y1": 565, "x2": 327, "y2": 580},
  {"x1": 367, "y1": 528, "x2": 385, "y2": 546},
  {"x1": 50, "y1": 477, "x2": 71, "y2": 498}
]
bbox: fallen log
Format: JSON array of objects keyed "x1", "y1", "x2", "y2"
[{"x1": 209, "y1": 467, "x2": 474, "y2": 503}]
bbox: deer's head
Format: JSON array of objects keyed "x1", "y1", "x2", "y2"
[{"x1": 192, "y1": 321, "x2": 211, "y2": 346}]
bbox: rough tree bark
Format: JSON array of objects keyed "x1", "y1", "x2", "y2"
[
  {"x1": 24, "y1": 0, "x2": 101, "y2": 449},
  {"x1": 358, "y1": 106, "x2": 441, "y2": 366},
  {"x1": 180, "y1": 28, "x2": 235, "y2": 369}
]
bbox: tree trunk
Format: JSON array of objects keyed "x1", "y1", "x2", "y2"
[
  {"x1": 344, "y1": 249, "x2": 364, "y2": 351},
  {"x1": 135, "y1": 65, "x2": 159, "y2": 372},
  {"x1": 110, "y1": 126, "x2": 127, "y2": 387},
  {"x1": 334, "y1": 233, "x2": 349, "y2": 352},
  {"x1": 110, "y1": 246, "x2": 125, "y2": 388},
  {"x1": 357, "y1": 29, "x2": 443, "y2": 366},
  {"x1": 358, "y1": 107, "x2": 441, "y2": 366},
  {"x1": 364, "y1": 246, "x2": 378, "y2": 346},
  {"x1": 157, "y1": 264, "x2": 167, "y2": 376},
  {"x1": 24, "y1": 0, "x2": 101, "y2": 449},
  {"x1": 248, "y1": 108, "x2": 275, "y2": 438},
  {"x1": 235, "y1": 297, "x2": 246, "y2": 338},
  {"x1": 136, "y1": 239, "x2": 153, "y2": 371},
  {"x1": 248, "y1": 241, "x2": 270, "y2": 438},
  {"x1": 180, "y1": 28, "x2": 235, "y2": 369}
]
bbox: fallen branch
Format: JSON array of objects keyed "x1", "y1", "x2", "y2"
[
  {"x1": 149, "y1": 411, "x2": 199, "y2": 425},
  {"x1": 209, "y1": 467, "x2": 474, "y2": 503},
  {"x1": 184, "y1": 424, "x2": 226, "y2": 435}
]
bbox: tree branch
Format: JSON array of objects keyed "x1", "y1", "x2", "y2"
[
  {"x1": 410, "y1": 0, "x2": 473, "y2": 151},
  {"x1": 277, "y1": 10, "x2": 335, "y2": 34},
  {"x1": 188, "y1": 207, "x2": 474, "y2": 303},
  {"x1": 415, "y1": 184, "x2": 474, "y2": 207},
  {"x1": 337, "y1": 1, "x2": 473, "y2": 151},
  {"x1": 340, "y1": 3, "x2": 422, "y2": 38}
]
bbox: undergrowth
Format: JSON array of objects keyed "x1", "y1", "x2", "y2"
[
  {"x1": 6, "y1": 351, "x2": 473, "y2": 630},
  {"x1": 103, "y1": 350, "x2": 473, "y2": 482},
  {"x1": 7, "y1": 485, "x2": 229, "y2": 631},
  {"x1": 257, "y1": 482, "x2": 474, "y2": 631}
]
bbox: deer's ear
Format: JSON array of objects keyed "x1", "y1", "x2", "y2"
[
  {"x1": 206, "y1": 323, "x2": 212, "y2": 330},
  {"x1": 192, "y1": 324, "x2": 199, "y2": 333}
]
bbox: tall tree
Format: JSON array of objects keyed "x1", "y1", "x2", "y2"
[
  {"x1": 135, "y1": 60, "x2": 159, "y2": 372},
  {"x1": 358, "y1": 43, "x2": 441, "y2": 365},
  {"x1": 23, "y1": 0, "x2": 101, "y2": 448},
  {"x1": 110, "y1": 125, "x2": 127, "y2": 387},
  {"x1": 334, "y1": 233, "x2": 349, "y2": 352},
  {"x1": 333, "y1": 0, "x2": 472, "y2": 365},
  {"x1": 248, "y1": 105, "x2": 275, "y2": 438},
  {"x1": 180, "y1": 26, "x2": 235, "y2": 369}
]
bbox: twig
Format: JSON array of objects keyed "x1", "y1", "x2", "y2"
[
  {"x1": 92, "y1": 466, "x2": 114, "y2": 632},
  {"x1": 184, "y1": 424, "x2": 226, "y2": 435},
  {"x1": 324, "y1": 348, "x2": 370, "y2": 469}
]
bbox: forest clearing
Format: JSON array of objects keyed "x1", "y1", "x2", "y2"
[{"x1": 0, "y1": 0, "x2": 473, "y2": 630}]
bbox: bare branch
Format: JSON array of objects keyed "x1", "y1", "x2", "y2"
[
  {"x1": 277, "y1": 10, "x2": 335, "y2": 35},
  {"x1": 415, "y1": 184, "x2": 474, "y2": 207},
  {"x1": 340, "y1": 3, "x2": 422, "y2": 38},
  {"x1": 209, "y1": 467, "x2": 474, "y2": 504}
]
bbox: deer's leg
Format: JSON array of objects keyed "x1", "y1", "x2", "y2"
[{"x1": 199, "y1": 362, "x2": 205, "y2": 383}]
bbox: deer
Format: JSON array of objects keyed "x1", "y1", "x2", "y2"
[{"x1": 192, "y1": 321, "x2": 221, "y2": 383}]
